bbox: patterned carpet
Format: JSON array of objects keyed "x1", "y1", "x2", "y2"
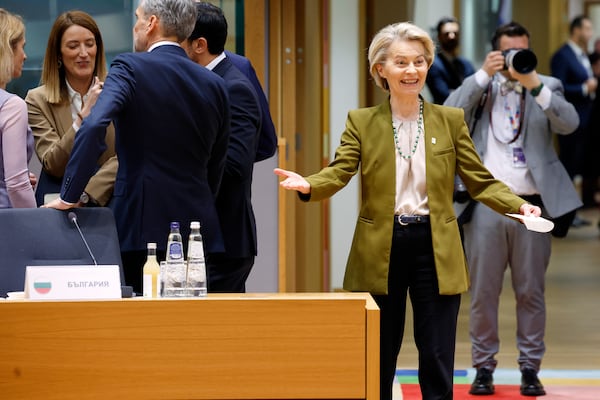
[{"x1": 394, "y1": 369, "x2": 600, "y2": 399}]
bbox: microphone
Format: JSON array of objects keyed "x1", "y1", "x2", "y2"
[
  {"x1": 68, "y1": 211, "x2": 98, "y2": 266},
  {"x1": 66, "y1": 210, "x2": 134, "y2": 298}
]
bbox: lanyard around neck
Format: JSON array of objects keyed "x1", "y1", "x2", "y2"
[{"x1": 490, "y1": 86, "x2": 526, "y2": 144}]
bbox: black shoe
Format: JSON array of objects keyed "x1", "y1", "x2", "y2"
[
  {"x1": 469, "y1": 368, "x2": 495, "y2": 395},
  {"x1": 520, "y1": 368, "x2": 546, "y2": 396}
]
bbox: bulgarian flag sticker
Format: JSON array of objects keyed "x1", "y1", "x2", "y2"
[{"x1": 33, "y1": 278, "x2": 52, "y2": 295}]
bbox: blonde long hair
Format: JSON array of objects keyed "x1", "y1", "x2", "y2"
[{"x1": 0, "y1": 8, "x2": 25, "y2": 86}]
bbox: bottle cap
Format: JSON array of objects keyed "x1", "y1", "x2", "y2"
[
  {"x1": 190, "y1": 221, "x2": 200, "y2": 229},
  {"x1": 170, "y1": 221, "x2": 180, "y2": 229},
  {"x1": 147, "y1": 242, "x2": 157, "y2": 249}
]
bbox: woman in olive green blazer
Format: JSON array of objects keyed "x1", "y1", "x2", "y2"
[{"x1": 275, "y1": 22, "x2": 540, "y2": 400}]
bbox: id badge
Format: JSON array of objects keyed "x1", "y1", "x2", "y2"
[{"x1": 512, "y1": 147, "x2": 527, "y2": 168}]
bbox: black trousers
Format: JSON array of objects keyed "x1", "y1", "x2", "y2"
[
  {"x1": 373, "y1": 219, "x2": 461, "y2": 400},
  {"x1": 207, "y1": 254, "x2": 255, "y2": 293}
]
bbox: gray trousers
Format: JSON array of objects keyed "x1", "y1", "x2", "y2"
[{"x1": 463, "y1": 204, "x2": 551, "y2": 372}]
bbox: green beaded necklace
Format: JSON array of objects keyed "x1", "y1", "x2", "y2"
[{"x1": 392, "y1": 99, "x2": 423, "y2": 160}]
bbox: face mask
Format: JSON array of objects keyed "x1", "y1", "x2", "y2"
[{"x1": 441, "y1": 37, "x2": 459, "y2": 52}]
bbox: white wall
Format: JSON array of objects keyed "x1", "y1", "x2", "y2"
[
  {"x1": 413, "y1": 0, "x2": 454, "y2": 36},
  {"x1": 328, "y1": 0, "x2": 361, "y2": 290},
  {"x1": 246, "y1": 158, "x2": 279, "y2": 291}
]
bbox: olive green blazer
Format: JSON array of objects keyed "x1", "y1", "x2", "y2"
[{"x1": 305, "y1": 99, "x2": 524, "y2": 295}]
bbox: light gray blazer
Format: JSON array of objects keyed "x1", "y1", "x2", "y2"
[{"x1": 445, "y1": 73, "x2": 582, "y2": 217}]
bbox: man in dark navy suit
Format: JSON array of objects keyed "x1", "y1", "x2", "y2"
[
  {"x1": 182, "y1": 2, "x2": 261, "y2": 292},
  {"x1": 44, "y1": 0, "x2": 230, "y2": 294},
  {"x1": 551, "y1": 15, "x2": 597, "y2": 226},
  {"x1": 426, "y1": 16, "x2": 475, "y2": 104},
  {"x1": 225, "y1": 50, "x2": 277, "y2": 162}
]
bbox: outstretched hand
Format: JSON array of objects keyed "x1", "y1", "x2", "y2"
[{"x1": 274, "y1": 168, "x2": 311, "y2": 194}]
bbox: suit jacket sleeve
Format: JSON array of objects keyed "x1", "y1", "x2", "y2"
[
  {"x1": 226, "y1": 51, "x2": 277, "y2": 161},
  {"x1": 25, "y1": 89, "x2": 77, "y2": 178},
  {"x1": 246, "y1": 62, "x2": 277, "y2": 162},
  {"x1": 207, "y1": 90, "x2": 231, "y2": 196},
  {"x1": 540, "y1": 76, "x2": 580, "y2": 135},
  {"x1": 551, "y1": 47, "x2": 588, "y2": 101},
  {"x1": 61, "y1": 56, "x2": 135, "y2": 203},
  {"x1": 224, "y1": 79, "x2": 261, "y2": 180},
  {"x1": 304, "y1": 111, "x2": 361, "y2": 201}
]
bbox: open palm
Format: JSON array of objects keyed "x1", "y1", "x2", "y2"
[{"x1": 273, "y1": 168, "x2": 311, "y2": 194}]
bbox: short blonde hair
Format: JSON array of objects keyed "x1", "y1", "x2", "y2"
[
  {"x1": 368, "y1": 22, "x2": 435, "y2": 91},
  {"x1": 41, "y1": 11, "x2": 107, "y2": 104},
  {"x1": 0, "y1": 8, "x2": 25, "y2": 86}
]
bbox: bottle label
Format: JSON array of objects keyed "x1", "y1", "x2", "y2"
[
  {"x1": 143, "y1": 274, "x2": 152, "y2": 297},
  {"x1": 167, "y1": 242, "x2": 183, "y2": 260},
  {"x1": 188, "y1": 242, "x2": 205, "y2": 261}
]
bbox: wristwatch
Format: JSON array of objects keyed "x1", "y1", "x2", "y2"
[
  {"x1": 79, "y1": 192, "x2": 90, "y2": 205},
  {"x1": 530, "y1": 82, "x2": 544, "y2": 97}
]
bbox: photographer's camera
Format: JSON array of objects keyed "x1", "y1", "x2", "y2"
[{"x1": 502, "y1": 49, "x2": 537, "y2": 73}]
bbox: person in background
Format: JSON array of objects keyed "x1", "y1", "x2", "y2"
[
  {"x1": 587, "y1": 51, "x2": 600, "y2": 224},
  {"x1": 551, "y1": 15, "x2": 596, "y2": 226},
  {"x1": 274, "y1": 21, "x2": 541, "y2": 400},
  {"x1": 446, "y1": 21, "x2": 580, "y2": 397},
  {"x1": 182, "y1": 1, "x2": 261, "y2": 292},
  {"x1": 43, "y1": 0, "x2": 230, "y2": 295},
  {"x1": 26, "y1": 10, "x2": 117, "y2": 207},
  {"x1": 225, "y1": 50, "x2": 277, "y2": 162},
  {"x1": 426, "y1": 16, "x2": 475, "y2": 104},
  {"x1": 0, "y1": 8, "x2": 36, "y2": 208}
]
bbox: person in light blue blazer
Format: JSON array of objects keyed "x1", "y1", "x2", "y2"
[{"x1": 44, "y1": 0, "x2": 230, "y2": 295}]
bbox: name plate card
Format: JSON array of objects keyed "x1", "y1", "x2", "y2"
[{"x1": 24, "y1": 265, "x2": 121, "y2": 300}]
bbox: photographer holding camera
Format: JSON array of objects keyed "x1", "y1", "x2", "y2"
[{"x1": 445, "y1": 21, "x2": 581, "y2": 397}]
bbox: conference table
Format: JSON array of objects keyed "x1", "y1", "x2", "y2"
[{"x1": 0, "y1": 292, "x2": 379, "y2": 400}]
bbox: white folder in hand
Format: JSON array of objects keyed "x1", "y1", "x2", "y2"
[{"x1": 506, "y1": 213, "x2": 554, "y2": 233}]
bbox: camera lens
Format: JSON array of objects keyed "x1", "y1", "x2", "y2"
[{"x1": 504, "y1": 49, "x2": 537, "y2": 74}]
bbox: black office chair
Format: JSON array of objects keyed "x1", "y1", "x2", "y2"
[{"x1": 0, "y1": 207, "x2": 124, "y2": 297}]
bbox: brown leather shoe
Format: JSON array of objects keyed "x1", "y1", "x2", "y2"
[
  {"x1": 520, "y1": 368, "x2": 546, "y2": 396},
  {"x1": 469, "y1": 368, "x2": 495, "y2": 395}
]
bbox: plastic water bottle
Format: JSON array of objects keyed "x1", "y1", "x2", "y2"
[
  {"x1": 166, "y1": 222, "x2": 183, "y2": 262},
  {"x1": 142, "y1": 242, "x2": 160, "y2": 298},
  {"x1": 164, "y1": 222, "x2": 186, "y2": 297},
  {"x1": 186, "y1": 221, "x2": 207, "y2": 297}
]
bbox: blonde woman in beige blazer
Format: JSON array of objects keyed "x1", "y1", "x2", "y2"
[
  {"x1": 26, "y1": 10, "x2": 116, "y2": 206},
  {"x1": 275, "y1": 22, "x2": 541, "y2": 400}
]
